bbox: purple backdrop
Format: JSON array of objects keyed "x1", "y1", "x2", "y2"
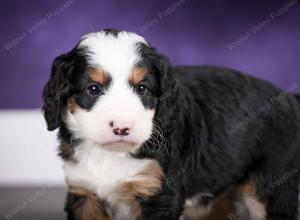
[{"x1": 0, "y1": 0, "x2": 299, "y2": 108}]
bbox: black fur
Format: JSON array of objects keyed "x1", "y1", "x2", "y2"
[
  {"x1": 103, "y1": 28, "x2": 120, "y2": 37},
  {"x1": 135, "y1": 63, "x2": 300, "y2": 220}
]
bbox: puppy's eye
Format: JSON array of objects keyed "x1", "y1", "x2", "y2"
[
  {"x1": 87, "y1": 84, "x2": 103, "y2": 97},
  {"x1": 135, "y1": 84, "x2": 147, "y2": 96}
]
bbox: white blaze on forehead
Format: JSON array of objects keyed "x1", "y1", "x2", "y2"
[{"x1": 79, "y1": 31, "x2": 147, "y2": 81}]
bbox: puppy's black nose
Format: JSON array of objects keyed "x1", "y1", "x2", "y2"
[
  {"x1": 110, "y1": 120, "x2": 132, "y2": 136},
  {"x1": 113, "y1": 128, "x2": 130, "y2": 136}
]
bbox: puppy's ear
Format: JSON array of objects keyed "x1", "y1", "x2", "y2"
[
  {"x1": 153, "y1": 52, "x2": 177, "y2": 100},
  {"x1": 42, "y1": 53, "x2": 73, "y2": 131},
  {"x1": 150, "y1": 47, "x2": 181, "y2": 134}
]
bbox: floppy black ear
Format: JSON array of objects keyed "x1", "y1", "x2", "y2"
[
  {"x1": 154, "y1": 52, "x2": 177, "y2": 100},
  {"x1": 149, "y1": 47, "x2": 182, "y2": 134},
  {"x1": 42, "y1": 53, "x2": 73, "y2": 131}
]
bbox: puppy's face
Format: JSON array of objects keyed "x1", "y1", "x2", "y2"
[{"x1": 43, "y1": 30, "x2": 164, "y2": 152}]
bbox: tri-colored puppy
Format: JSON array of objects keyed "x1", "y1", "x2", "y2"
[{"x1": 43, "y1": 29, "x2": 300, "y2": 220}]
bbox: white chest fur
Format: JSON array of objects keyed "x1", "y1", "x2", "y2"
[{"x1": 63, "y1": 143, "x2": 152, "y2": 218}]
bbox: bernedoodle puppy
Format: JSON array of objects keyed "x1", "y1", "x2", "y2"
[{"x1": 42, "y1": 29, "x2": 300, "y2": 220}]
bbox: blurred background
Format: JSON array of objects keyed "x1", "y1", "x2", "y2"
[{"x1": 0, "y1": 0, "x2": 299, "y2": 219}]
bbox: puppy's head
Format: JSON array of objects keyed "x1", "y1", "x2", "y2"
[{"x1": 43, "y1": 29, "x2": 175, "y2": 152}]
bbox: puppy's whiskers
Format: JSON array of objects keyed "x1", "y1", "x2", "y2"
[{"x1": 142, "y1": 121, "x2": 169, "y2": 154}]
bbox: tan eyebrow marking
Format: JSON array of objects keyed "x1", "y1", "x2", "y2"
[
  {"x1": 130, "y1": 67, "x2": 146, "y2": 86},
  {"x1": 90, "y1": 68, "x2": 109, "y2": 85}
]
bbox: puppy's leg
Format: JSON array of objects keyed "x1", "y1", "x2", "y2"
[
  {"x1": 118, "y1": 161, "x2": 184, "y2": 220},
  {"x1": 65, "y1": 187, "x2": 111, "y2": 220},
  {"x1": 184, "y1": 178, "x2": 266, "y2": 220},
  {"x1": 138, "y1": 183, "x2": 185, "y2": 220}
]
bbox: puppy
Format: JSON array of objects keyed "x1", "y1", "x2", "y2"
[{"x1": 43, "y1": 29, "x2": 300, "y2": 220}]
